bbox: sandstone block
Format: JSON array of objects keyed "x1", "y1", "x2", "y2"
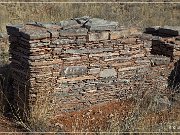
[
  {"x1": 118, "y1": 65, "x2": 149, "y2": 72},
  {"x1": 174, "y1": 51, "x2": 180, "y2": 56},
  {"x1": 88, "y1": 32, "x2": 109, "y2": 41},
  {"x1": 110, "y1": 31, "x2": 125, "y2": 39},
  {"x1": 99, "y1": 68, "x2": 117, "y2": 78},
  {"x1": 57, "y1": 75, "x2": 95, "y2": 83},
  {"x1": 110, "y1": 30, "x2": 129, "y2": 39}
]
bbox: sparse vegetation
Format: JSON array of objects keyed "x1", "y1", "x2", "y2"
[
  {"x1": 0, "y1": 0, "x2": 179, "y2": 31},
  {"x1": 0, "y1": 1, "x2": 180, "y2": 134},
  {"x1": 0, "y1": 68, "x2": 180, "y2": 133}
]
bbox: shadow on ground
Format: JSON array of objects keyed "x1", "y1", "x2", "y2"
[
  {"x1": 0, "y1": 63, "x2": 13, "y2": 115},
  {"x1": 168, "y1": 59, "x2": 180, "y2": 90}
]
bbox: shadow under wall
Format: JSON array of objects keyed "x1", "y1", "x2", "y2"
[
  {"x1": 0, "y1": 63, "x2": 14, "y2": 116},
  {"x1": 150, "y1": 39, "x2": 174, "y2": 60},
  {"x1": 168, "y1": 59, "x2": 180, "y2": 92}
]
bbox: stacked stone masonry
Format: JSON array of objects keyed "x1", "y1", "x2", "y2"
[{"x1": 6, "y1": 17, "x2": 180, "y2": 120}]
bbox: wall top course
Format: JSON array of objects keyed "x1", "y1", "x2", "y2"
[{"x1": 6, "y1": 16, "x2": 121, "y2": 40}]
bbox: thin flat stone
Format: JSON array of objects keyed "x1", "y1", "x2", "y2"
[
  {"x1": 63, "y1": 48, "x2": 113, "y2": 54},
  {"x1": 52, "y1": 39, "x2": 75, "y2": 45},
  {"x1": 61, "y1": 66, "x2": 88, "y2": 76},
  {"x1": 59, "y1": 28, "x2": 88, "y2": 36},
  {"x1": 26, "y1": 22, "x2": 61, "y2": 30},
  {"x1": 84, "y1": 18, "x2": 118, "y2": 31},
  {"x1": 20, "y1": 30, "x2": 50, "y2": 40}
]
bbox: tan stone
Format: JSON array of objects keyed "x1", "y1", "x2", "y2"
[
  {"x1": 88, "y1": 32, "x2": 109, "y2": 41},
  {"x1": 112, "y1": 61, "x2": 134, "y2": 67},
  {"x1": 118, "y1": 65, "x2": 149, "y2": 72},
  {"x1": 57, "y1": 75, "x2": 96, "y2": 83},
  {"x1": 173, "y1": 51, "x2": 180, "y2": 56},
  {"x1": 89, "y1": 52, "x2": 119, "y2": 57},
  {"x1": 30, "y1": 59, "x2": 62, "y2": 66}
]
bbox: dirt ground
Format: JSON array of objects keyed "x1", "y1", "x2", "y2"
[
  {"x1": 0, "y1": 99, "x2": 135, "y2": 134},
  {"x1": 0, "y1": 99, "x2": 180, "y2": 134},
  {"x1": 50, "y1": 99, "x2": 136, "y2": 132},
  {"x1": 0, "y1": 115, "x2": 21, "y2": 133}
]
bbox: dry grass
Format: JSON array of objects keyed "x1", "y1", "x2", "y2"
[
  {"x1": 0, "y1": 58, "x2": 180, "y2": 133},
  {"x1": 0, "y1": 1, "x2": 180, "y2": 133},
  {"x1": 0, "y1": 68, "x2": 180, "y2": 133},
  {"x1": 0, "y1": 1, "x2": 179, "y2": 31}
]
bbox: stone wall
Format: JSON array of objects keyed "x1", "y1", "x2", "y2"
[{"x1": 6, "y1": 17, "x2": 180, "y2": 121}]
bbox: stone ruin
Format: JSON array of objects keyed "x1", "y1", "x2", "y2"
[{"x1": 3, "y1": 16, "x2": 180, "y2": 121}]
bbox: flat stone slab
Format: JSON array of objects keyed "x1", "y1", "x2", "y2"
[
  {"x1": 61, "y1": 66, "x2": 88, "y2": 76},
  {"x1": 59, "y1": 28, "x2": 88, "y2": 36},
  {"x1": 57, "y1": 19, "x2": 81, "y2": 29},
  {"x1": 84, "y1": 18, "x2": 118, "y2": 31},
  {"x1": 26, "y1": 22, "x2": 61, "y2": 30},
  {"x1": 20, "y1": 30, "x2": 50, "y2": 40},
  {"x1": 52, "y1": 39, "x2": 75, "y2": 45}
]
